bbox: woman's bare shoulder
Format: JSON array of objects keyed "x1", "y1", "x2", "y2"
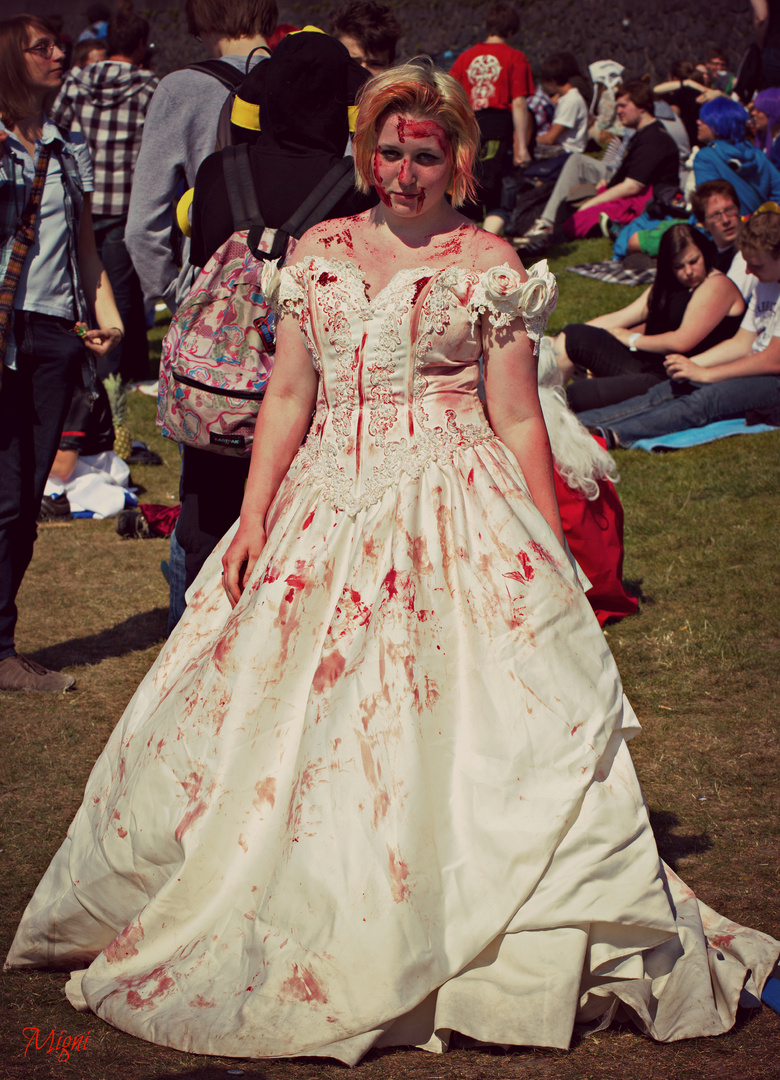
[
  {"x1": 292, "y1": 211, "x2": 373, "y2": 264},
  {"x1": 459, "y1": 225, "x2": 527, "y2": 276}
]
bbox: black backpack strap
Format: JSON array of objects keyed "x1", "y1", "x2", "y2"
[
  {"x1": 188, "y1": 59, "x2": 245, "y2": 90},
  {"x1": 222, "y1": 144, "x2": 263, "y2": 232},
  {"x1": 254, "y1": 158, "x2": 356, "y2": 262}
]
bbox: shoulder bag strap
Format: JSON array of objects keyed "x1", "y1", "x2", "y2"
[
  {"x1": 187, "y1": 59, "x2": 245, "y2": 90},
  {"x1": 222, "y1": 144, "x2": 263, "y2": 233},
  {"x1": 265, "y1": 158, "x2": 356, "y2": 262}
]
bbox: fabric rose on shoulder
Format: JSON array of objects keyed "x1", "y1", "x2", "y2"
[
  {"x1": 519, "y1": 260, "x2": 558, "y2": 349},
  {"x1": 483, "y1": 265, "x2": 525, "y2": 303},
  {"x1": 470, "y1": 261, "x2": 558, "y2": 342}
]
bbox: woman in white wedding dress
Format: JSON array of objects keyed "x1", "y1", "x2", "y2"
[{"x1": 6, "y1": 62, "x2": 779, "y2": 1064}]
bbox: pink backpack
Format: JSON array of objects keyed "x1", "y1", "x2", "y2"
[
  {"x1": 157, "y1": 228, "x2": 282, "y2": 457},
  {"x1": 157, "y1": 150, "x2": 355, "y2": 457}
]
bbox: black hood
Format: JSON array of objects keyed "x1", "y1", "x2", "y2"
[{"x1": 257, "y1": 30, "x2": 370, "y2": 156}]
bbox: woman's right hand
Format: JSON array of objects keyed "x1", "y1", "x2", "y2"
[{"x1": 222, "y1": 515, "x2": 266, "y2": 608}]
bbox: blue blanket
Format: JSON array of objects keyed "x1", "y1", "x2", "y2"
[{"x1": 631, "y1": 418, "x2": 778, "y2": 452}]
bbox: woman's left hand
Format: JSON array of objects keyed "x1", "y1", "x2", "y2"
[
  {"x1": 609, "y1": 326, "x2": 634, "y2": 346},
  {"x1": 78, "y1": 324, "x2": 124, "y2": 357},
  {"x1": 665, "y1": 353, "x2": 705, "y2": 381}
]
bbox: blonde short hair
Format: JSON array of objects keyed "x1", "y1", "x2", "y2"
[
  {"x1": 741, "y1": 207, "x2": 780, "y2": 259},
  {"x1": 352, "y1": 61, "x2": 479, "y2": 208}
]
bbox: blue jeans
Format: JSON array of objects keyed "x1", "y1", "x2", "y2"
[
  {"x1": 577, "y1": 376, "x2": 780, "y2": 447},
  {"x1": 167, "y1": 530, "x2": 187, "y2": 635},
  {"x1": 92, "y1": 215, "x2": 149, "y2": 383},
  {"x1": 0, "y1": 312, "x2": 82, "y2": 657}
]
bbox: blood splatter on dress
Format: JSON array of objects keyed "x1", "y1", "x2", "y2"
[{"x1": 6, "y1": 259, "x2": 778, "y2": 1063}]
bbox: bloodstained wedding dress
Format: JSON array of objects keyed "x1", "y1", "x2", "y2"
[{"x1": 6, "y1": 258, "x2": 779, "y2": 1063}]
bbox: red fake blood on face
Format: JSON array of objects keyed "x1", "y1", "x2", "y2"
[
  {"x1": 387, "y1": 844, "x2": 411, "y2": 903},
  {"x1": 396, "y1": 116, "x2": 448, "y2": 150},
  {"x1": 279, "y1": 963, "x2": 328, "y2": 1004},
  {"x1": 105, "y1": 921, "x2": 145, "y2": 963},
  {"x1": 373, "y1": 149, "x2": 392, "y2": 207}
]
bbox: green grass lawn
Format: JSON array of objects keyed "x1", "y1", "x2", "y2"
[{"x1": 0, "y1": 238, "x2": 778, "y2": 1080}]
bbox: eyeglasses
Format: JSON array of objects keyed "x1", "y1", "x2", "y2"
[
  {"x1": 705, "y1": 207, "x2": 740, "y2": 224},
  {"x1": 24, "y1": 38, "x2": 64, "y2": 59}
]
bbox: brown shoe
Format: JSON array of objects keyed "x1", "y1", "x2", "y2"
[{"x1": 0, "y1": 654, "x2": 76, "y2": 692}]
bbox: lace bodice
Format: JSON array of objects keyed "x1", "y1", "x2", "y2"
[{"x1": 263, "y1": 257, "x2": 557, "y2": 515}]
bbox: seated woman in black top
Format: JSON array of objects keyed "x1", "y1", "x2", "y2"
[{"x1": 551, "y1": 224, "x2": 745, "y2": 411}]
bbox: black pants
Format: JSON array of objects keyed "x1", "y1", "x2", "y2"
[
  {"x1": 92, "y1": 215, "x2": 149, "y2": 383},
  {"x1": 563, "y1": 324, "x2": 665, "y2": 412},
  {"x1": 0, "y1": 312, "x2": 82, "y2": 657},
  {"x1": 175, "y1": 445, "x2": 250, "y2": 592}
]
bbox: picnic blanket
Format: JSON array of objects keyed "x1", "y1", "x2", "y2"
[
  {"x1": 631, "y1": 418, "x2": 778, "y2": 452},
  {"x1": 567, "y1": 260, "x2": 656, "y2": 286}
]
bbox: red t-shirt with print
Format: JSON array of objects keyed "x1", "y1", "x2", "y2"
[{"x1": 450, "y1": 42, "x2": 534, "y2": 112}]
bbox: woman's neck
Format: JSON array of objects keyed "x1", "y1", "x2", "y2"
[
  {"x1": 371, "y1": 200, "x2": 462, "y2": 249},
  {"x1": 12, "y1": 108, "x2": 45, "y2": 147}
]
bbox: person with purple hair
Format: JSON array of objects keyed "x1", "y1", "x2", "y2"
[{"x1": 752, "y1": 87, "x2": 780, "y2": 169}]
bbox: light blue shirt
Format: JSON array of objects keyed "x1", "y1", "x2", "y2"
[{"x1": 0, "y1": 117, "x2": 93, "y2": 320}]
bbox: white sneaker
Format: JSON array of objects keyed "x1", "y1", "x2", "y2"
[{"x1": 513, "y1": 219, "x2": 553, "y2": 252}]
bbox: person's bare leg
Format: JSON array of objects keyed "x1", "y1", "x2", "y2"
[
  {"x1": 482, "y1": 213, "x2": 505, "y2": 235},
  {"x1": 626, "y1": 232, "x2": 642, "y2": 253}
]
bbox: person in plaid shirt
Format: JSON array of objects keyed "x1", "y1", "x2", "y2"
[{"x1": 53, "y1": 11, "x2": 157, "y2": 381}]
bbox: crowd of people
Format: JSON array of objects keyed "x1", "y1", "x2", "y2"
[{"x1": 1, "y1": 0, "x2": 779, "y2": 1068}]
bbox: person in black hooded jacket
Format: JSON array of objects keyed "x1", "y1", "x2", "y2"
[
  {"x1": 190, "y1": 29, "x2": 377, "y2": 266},
  {"x1": 174, "y1": 30, "x2": 377, "y2": 619}
]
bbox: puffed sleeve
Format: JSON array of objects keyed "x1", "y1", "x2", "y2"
[
  {"x1": 468, "y1": 260, "x2": 558, "y2": 349},
  {"x1": 260, "y1": 260, "x2": 307, "y2": 321}
]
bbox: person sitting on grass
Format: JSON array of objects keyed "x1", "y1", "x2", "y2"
[
  {"x1": 622, "y1": 180, "x2": 756, "y2": 303},
  {"x1": 551, "y1": 222, "x2": 745, "y2": 412},
  {"x1": 514, "y1": 79, "x2": 680, "y2": 254},
  {"x1": 576, "y1": 206, "x2": 780, "y2": 447},
  {"x1": 534, "y1": 51, "x2": 588, "y2": 162}
]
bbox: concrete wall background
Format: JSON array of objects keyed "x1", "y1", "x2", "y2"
[{"x1": 8, "y1": 0, "x2": 754, "y2": 83}]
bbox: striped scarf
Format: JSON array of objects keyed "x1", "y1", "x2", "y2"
[{"x1": 0, "y1": 141, "x2": 51, "y2": 382}]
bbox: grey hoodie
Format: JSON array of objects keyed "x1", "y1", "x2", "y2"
[{"x1": 125, "y1": 54, "x2": 265, "y2": 312}]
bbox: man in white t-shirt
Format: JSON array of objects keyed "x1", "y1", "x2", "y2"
[{"x1": 534, "y1": 53, "x2": 588, "y2": 156}]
